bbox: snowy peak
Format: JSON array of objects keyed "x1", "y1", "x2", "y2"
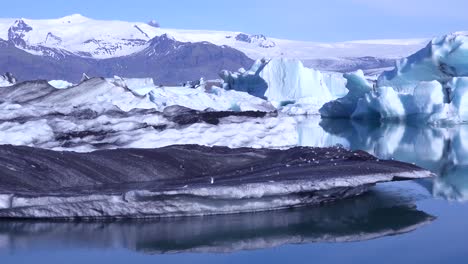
[
  {"x1": 144, "y1": 34, "x2": 179, "y2": 56},
  {"x1": 0, "y1": 15, "x2": 158, "y2": 58},
  {"x1": 234, "y1": 33, "x2": 276, "y2": 48},
  {"x1": 8, "y1": 19, "x2": 33, "y2": 46},
  {"x1": 58, "y1": 14, "x2": 90, "y2": 23}
]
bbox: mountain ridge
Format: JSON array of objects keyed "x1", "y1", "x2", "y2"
[
  {"x1": 0, "y1": 14, "x2": 429, "y2": 60},
  {"x1": 0, "y1": 34, "x2": 253, "y2": 84}
]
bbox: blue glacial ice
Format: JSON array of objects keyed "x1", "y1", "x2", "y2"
[
  {"x1": 320, "y1": 33, "x2": 468, "y2": 123},
  {"x1": 220, "y1": 58, "x2": 346, "y2": 115}
]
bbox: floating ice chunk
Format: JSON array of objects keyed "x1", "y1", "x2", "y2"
[{"x1": 48, "y1": 80, "x2": 74, "y2": 89}]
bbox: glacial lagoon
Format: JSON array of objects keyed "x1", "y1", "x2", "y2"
[{"x1": 1, "y1": 117, "x2": 468, "y2": 263}]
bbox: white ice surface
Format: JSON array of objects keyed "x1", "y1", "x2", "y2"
[
  {"x1": 48, "y1": 80, "x2": 74, "y2": 89},
  {"x1": 149, "y1": 86, "x2": 275, "y2": 112}
]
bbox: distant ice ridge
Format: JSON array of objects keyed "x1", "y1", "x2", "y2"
[
  {"x1": 12, "y1": 76, "x2": 274, "y2": 114},
  {"x1": 149, "y1": 86, "x2": 275, "y2": 112},
  {"x1": 320, "y1": 33, "x2": 468, "y2": 123},
  {"x1": 220, "y1": 58, "x2": 347, "y2": 115},
  {"x1": 103, "y1": 76, "x2": 276, "y2": 112}
]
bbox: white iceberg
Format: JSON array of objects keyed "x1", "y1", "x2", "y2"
[
  {"x1": 220, "y1": 58, "x2": 346, "y2": 115},
  {"x1": 148, "y1": 86, "x2": 275, "y2": 112},
  {"x1": 48, "y1": 80, "x2": 74, "y2": 89},
  {"x1": 103, "y1": 75, "x2": 275, "y2": 112}
]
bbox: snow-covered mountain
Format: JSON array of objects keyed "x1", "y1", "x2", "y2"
[
  {"x1": 0, "y1": 33, "x2": 254, "y2": 84},
  {"x1": 0, "y1": 14, "x2": 428, "y2": 62},
  {"x1": 0, "y1": 14, "x2": 440, "y2": 84}
]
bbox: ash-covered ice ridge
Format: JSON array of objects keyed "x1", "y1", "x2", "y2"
[
  {"x1": 0, "y1": 144, "x2": 432, "y2": 219},
  {"x1": 0, "y1": 75, "x2": 289, "y2": 152}
]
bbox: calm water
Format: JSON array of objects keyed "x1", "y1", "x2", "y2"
[{"x1": 1, "y1": 117, "x2": 468, "y2": 263}]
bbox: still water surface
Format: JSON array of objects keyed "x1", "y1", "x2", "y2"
[{"x1": 1, "y1": 117, "x2": 467, "y2": 263}]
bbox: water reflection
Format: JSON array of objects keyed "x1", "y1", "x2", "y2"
[
  {"x1": 299, "y1": 117, "x2": 468, "y2": 201},
  {"x1": 0, "y1": 189, "x2": 433, "y2": 254}
]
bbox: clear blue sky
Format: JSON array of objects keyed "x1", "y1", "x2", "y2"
[{"x1": 1, "y1": 0, "x2": 467, "y2": 42}]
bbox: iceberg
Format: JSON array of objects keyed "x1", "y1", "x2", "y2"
[
  {"x1": 148, "y1": 85, "x2": 275, "y2": 112},
  {"x1": 48, "y1": 80, "x2": 74, "y2": 89},
  {"x1": 220, "y1": 58, "x2": 346, "y2": 115},
  {"x1": 321, "y1": 33, "x2": 468, "y2": 123},
  {"x1": 378, "y1": 32, "x2": 468, "y2": 93},
  {"x1": 0, "y1": 76, "x2": 274, "y2": 116},
  {"x1": 103, "y1": 75, "x2": 275, "y2": 112},
  {"x1": 0, "y1": 144, "x2": 432, "y2": 219},
  {"x1": 0, "y1": 77, "x2": 280, "y2": 152}
]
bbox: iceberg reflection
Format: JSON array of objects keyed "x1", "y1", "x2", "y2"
[
  {"x1": 0, "y1": 190, "x2": 433, "y2": 254},
  {"x1": 310, "y1": 117, "x2": 468, "y2": 201}
]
